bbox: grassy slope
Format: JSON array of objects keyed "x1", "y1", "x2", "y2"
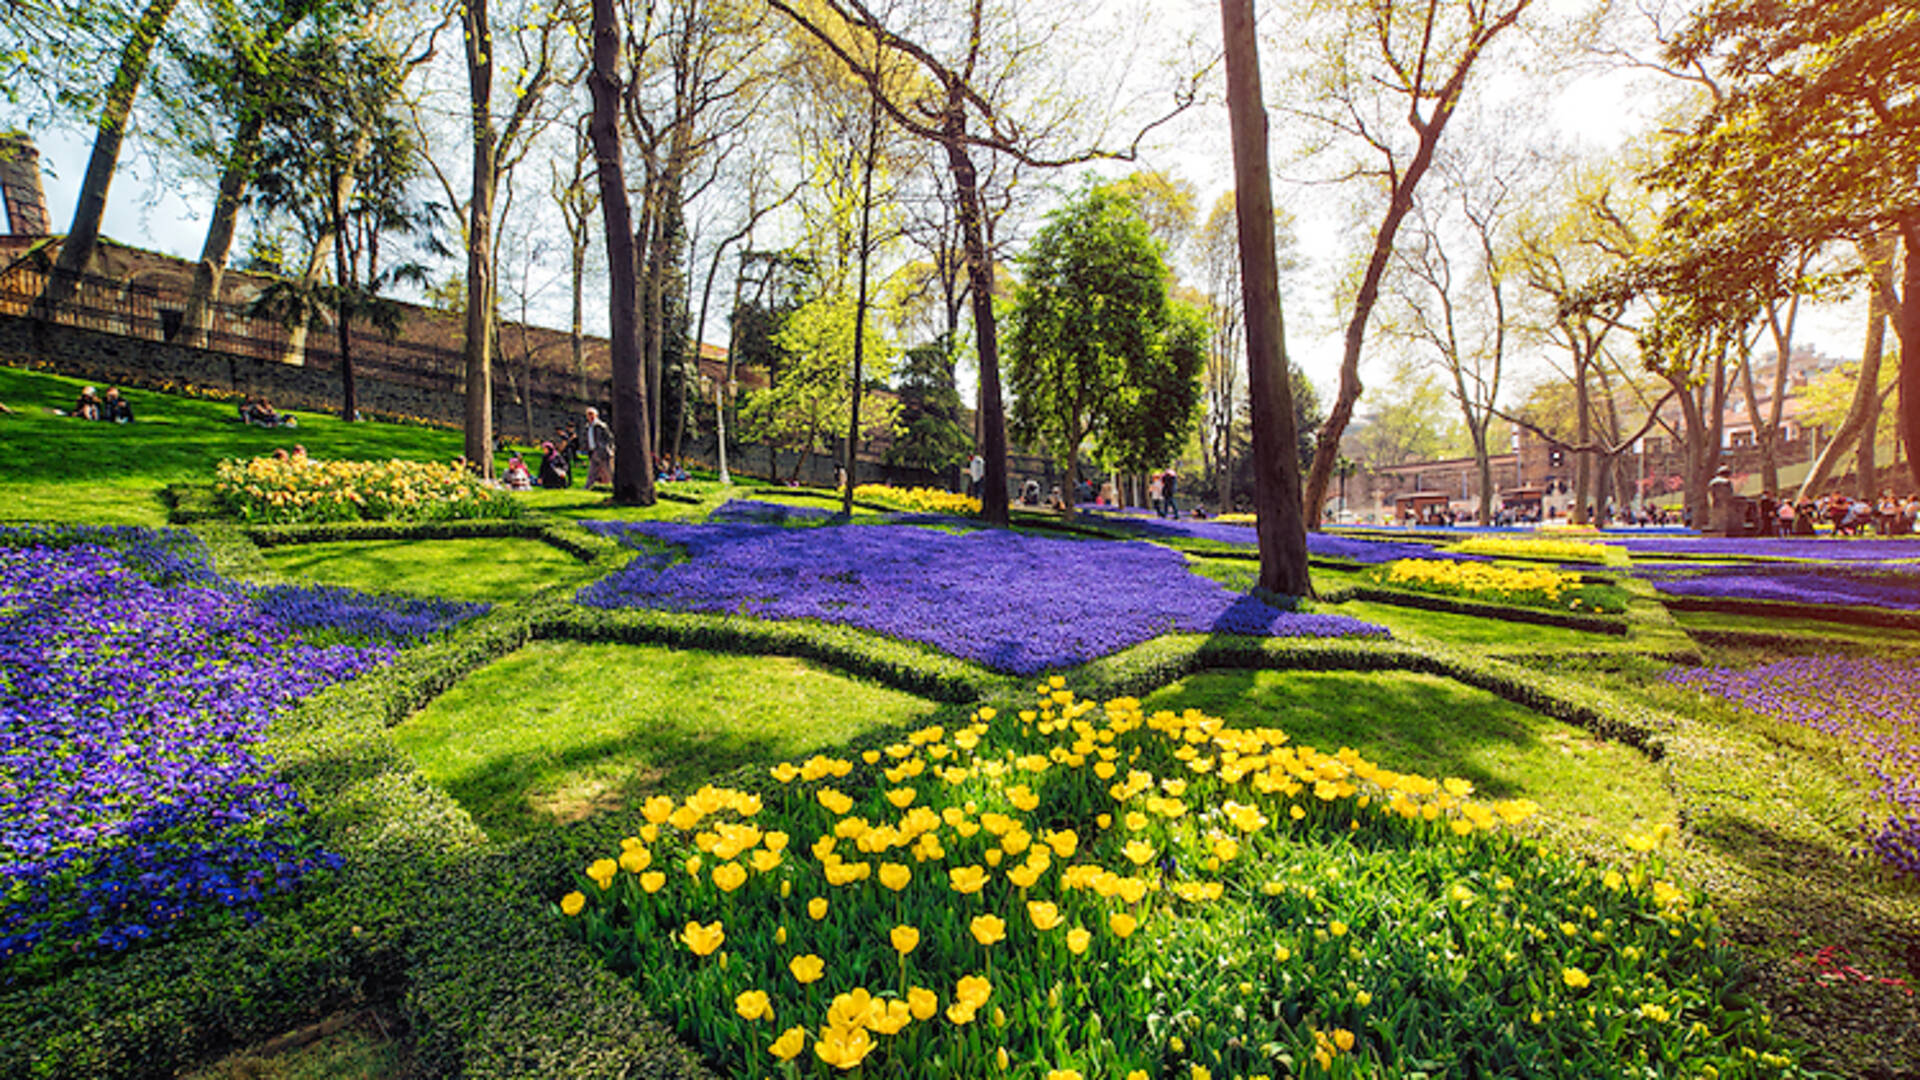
[
  {"x1": 394, "y1": 640, "x2": 944, "y2": 840},
  {"x1": 1141, "y1": 669, "x2": 1676, "y2": 842},
  {"x1": 0, "y1": 366, "x2": 468, "y2": 525}
]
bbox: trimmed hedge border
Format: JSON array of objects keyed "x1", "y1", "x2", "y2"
[
  {"x1": 244, "y1": 516, "x2": 625, "y2": 564},
  {"x1": 1657, "y1": 594, "x2": 1920, "y2": 632},
  {"x1": 6, "y1": 526, "x2": 1699, "y2": 1078},
  {"x1": 1326, "y1": 583, "x2": 1631, "y2": 636}
]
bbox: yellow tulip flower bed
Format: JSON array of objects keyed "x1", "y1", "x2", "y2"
[
  {"x1": 558, "y1": 682, "x2": 1802, "y2": 1078},
  {"x1": 1371, "y1": 558, "x2": 1628, "y2": 615},
  {"x1": 214, "y1": 455, "x2": 523, "y2": 524},
  {"x1": 1447, "y1": 536, "x2": 1609, "y2": 564},
  {"x1": 852, "y1": 484, "x2": 981, "y2": 517}
]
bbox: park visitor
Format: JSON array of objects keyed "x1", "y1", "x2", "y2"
[{"x1": 583, "y1": 408, "x2": 614, "y2": 490}]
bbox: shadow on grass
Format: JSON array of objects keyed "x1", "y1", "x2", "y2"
[{"x1": 1685, "y1": 812, "x2": 1920, "y2": 1080}]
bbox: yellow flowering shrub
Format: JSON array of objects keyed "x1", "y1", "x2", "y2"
[
  {"x1": 1447, "y1": 536, "x2": 1608, "y2": 563},
  {"x1": 213, "y1": 455, "x2": 523, "y2": 524},
  {"x1": 1371, "y1": 558, "x2": 1627, "y2": 614},
  {"x1": 555, "y1": 683, "x2": 1798, "y2": 1078},
  {"x1": 853, "y1": 484, "x2": 981, "y2": 517}
]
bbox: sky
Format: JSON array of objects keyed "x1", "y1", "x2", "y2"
[{"x1": 18, "y1": 0, "x2": 1869, "y2": 414}]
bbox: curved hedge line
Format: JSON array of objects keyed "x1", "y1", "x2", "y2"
[
  {"x1": 1324, "y1": 583, "x2": 1631, "y2": 635},
  {"x1": 243, "y1": 517, "x2": 626, "y2": 564},
  {"x1": 3, "y1": 533, "x2": 1693, "y2": 1077}
]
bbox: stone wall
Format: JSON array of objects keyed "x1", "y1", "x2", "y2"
[{"x1": 0, "y1": 312, "x2": 602, "y2": 443}]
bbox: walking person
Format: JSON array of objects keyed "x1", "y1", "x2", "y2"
[
  {"x1": 583, "y1": 407, "x2": 614, "y2": 490},
  {"x1": 1148, "y1": 471, "x2": 1164, "y2": 518},
  {"x1": 1161, "y1": 467, "x2": 1179, "y2": 519},
  {"x1": 968, "y1": 453, "x2": 985, "y2": 499}
]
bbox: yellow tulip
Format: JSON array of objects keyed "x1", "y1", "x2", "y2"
[
  {"x1": 1066, "y1": 927, "x2": 1092, "y2": 954},
  {"x1": 809, "y1": 897, "x2": 829, "y2": 920},
  {"x1": 712, "y1": 862, "x2": 748, "y2": 893},
  {"x1": 949, "y1": 865, "x2": 990, "y2": 894},
  {"x1": 907, "y1": 986, "x2": 937, "y2": 1020},
  {"x1": 767, "y1": 1025, "x2": 807, "y2": 1061},
  {"x1": 559, "y1": 891, "x2": 585, "y2": 916},
  {"x1": 1108, "y1": 912, "x2": 1138, "y2": 939},
  {"x1": 790, "y1": 953, "x2": 826, "y2": 984},
  {"x1": 970, "y1": 914, "x2": 1007, "y2": 947},
  {"x1": 640, "y1": 871, "x2": 665, "y2": 894},
  {"x1": 891, "y1": 925, "x2": 921, "y2": 955},
  {"x1": 1027, "y1": 900, "x2": 1064, "y2": 931},
  {"x1": 878, "y1": 862, "x2": 912, "y2": 892},
  {"x1": 680, "y1": 919, "x2": 724, "y2": 957},
  {"x1": 734, "y1": 989, "x2": 773, "y2": 1021}
]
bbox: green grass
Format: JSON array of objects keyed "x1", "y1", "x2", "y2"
[
  {"x1": 1141, "y1": 669, "x2": 1677, "y2": 842},
  {"x1": 256, "y1": 537, "x2": 603, "y2": 603},
  {"x1": 394, "y1": 640, "x2": 946, "y2": 839},
  {"x1": 0, "y1": 365, "x2": 466, "y2": 526}
]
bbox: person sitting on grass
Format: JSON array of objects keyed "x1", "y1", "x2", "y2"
[
  {"x1": 243, "y1": 396, "x2": 296, "y2": 428},
  {"x1": 504, "y1": 454, "x2": 533, "y2": 491},
  {"x1": 73, "y1": 386, "x2": 103, "y2": 420},
  {"x1": 102, "y1": 386, "x2": 133, "y2": 423}
]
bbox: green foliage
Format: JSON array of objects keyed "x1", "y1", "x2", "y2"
[
  {"x1": 738, "y1": 291, "x2": 899, "y2": 474},
  {"x1": 1006, "y1": 184, "x2": 1203, "y2": 481},
  {"x1": 555, "y1": 681, "x2": 1799, "y2": 1079},
  {"x1": 886, "y1": 336, "x2": 972, "y2": 473}
]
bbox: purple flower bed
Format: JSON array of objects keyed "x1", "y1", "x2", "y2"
[
  {"x1": 579, "y1": 522, "x2": 1387, "y2": 674},
  {"x1": 0, "y1": 545, "x2": 395, "y2": 979},
  {"x1": 0, "y1": 524, "x2": 222, "y2": 587},
  {"x1": 708, "y1": 498, "x2": 836, "y2": 525},
  {"x1": 1666, "y1": 657, "x2": 1920, "y2": 879},
  {"x1": 247, "y1": 584, "x2": 490, "y2": 642},
  {"x1": 1610, "y1": 536, "x2": 1920, "y2": 562},
  {"x1": 1638, "y1": 563, "x2": 1920, "y2": 611}
]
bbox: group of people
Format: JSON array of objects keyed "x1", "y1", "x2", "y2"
[
  {"x1": 70, "y1": 386, "x2": 134, "y2": 423},
  {"x1": 1759, "y1": 490, "x2": 1919, "y2": 537},
  {"x1": 239, "y1": 395, "x2": 295, "y2": 428},
  {"x1": 1147, "y1": 467, "x2": 1180, "y2": 518}
]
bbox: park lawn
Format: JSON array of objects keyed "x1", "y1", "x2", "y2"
[
  {"x1": 393, "y1": 640, "x2": 946, "y2": 840},
  {"x1": 257, "y1": 537, "x2": 603, "y2": 603},
  {"x1": 0, "y1": 365, "x2": 466, "y2": 524},
  {"x1": 1141, "y1": 668, "x2": 1677, "y2": 843},
  {"x1": 1188, "y1": 555, "x2": 1613, "y2": 649}
]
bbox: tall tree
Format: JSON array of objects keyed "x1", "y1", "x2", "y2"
[
  {"x1": 588, "y1": 0, "x2": 655, "y2": 504},
  {"x1": 1650, "y1": 0, "x2": 1919, "y2": 489},
  {"x1": 1284, "y1": 0, "x2": 1537, "y2": 527},
  {"x1": 35, "y1": 0, "x2": 182, "y2": 313},
  {"x1": 175, "y1": 0, "x2": 341, "y2": 350},
  {"x1": 1005, "y1": 183, "x2": 1201, "y2": 517},
  {"x1": 765, "y1": 0, "x2": 1198, "y2": 527},
  {"x1": 1222, "y1": 0, "x2": 1310, "y2": 596}
]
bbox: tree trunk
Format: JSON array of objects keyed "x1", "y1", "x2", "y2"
[
  {"x1": 942, "y1": 104, "x2": 1010, "y2": 527},
  {"x1": 589, "y1": 0, "x2": 654, "y2": 505},
  {"x1": 1222, "y1": 0, "x2": 1310, "y2": 596},
  {"x1": 1898, "y1": 220, "x2": 1920, "y2": 493},
  {"x1": 181, "y1": 110, "x2": 267, "y2": 349},
  {"x1": 40, "y1": 0, "x2": 182, "y2": 314},
  {"x1": 1801, "y1": 235, "x2": 1895, "y2": 498},
  {"x1": 843, "y1": 102, "x2": 880, "y2": 517},
  {"x1": 1571, "y1": 347, "x2": 1591, "y2": 525},
  {"x1": 462, "y1": 0, "x2": 498, "y2": 476},
  {"x1": 570, "y1": 231, "x2": 587, "y2": 402},
  {"x1": 1472, "y1": 424, "x2": 1493, "y2": 525}
]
